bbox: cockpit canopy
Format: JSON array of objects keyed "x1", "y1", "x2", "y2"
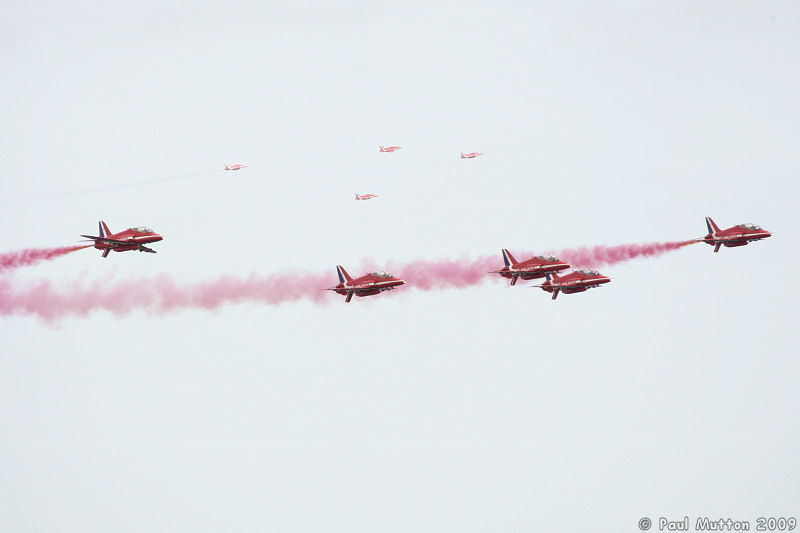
[
  {"x1": 128, "y1": 226, "x2": 153, "y2": 233},
  {"x1": 739, "y1": 223, "x2": 762, "y2": 230},
  {"x1": 576, "y1": 269, "x2": 600, "y2": 275},
  {"x1": 370, "y1": 271, "x2": 394, "y2": 278},
  {"x1": 536, "y1": 254, "x2": 561, "y2": 262}
]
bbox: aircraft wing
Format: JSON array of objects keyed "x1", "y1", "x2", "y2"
[
  {"x1": 138, "y1": 245, "x2": 157, "y2": 253},
  {"x1": 80, "y1": 235, "x2": 132, "y2": 245},
  {"x1": 324, "y1": 287, "x2": 387, "y2": 293}
]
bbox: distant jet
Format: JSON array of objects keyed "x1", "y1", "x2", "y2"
[
  {"x1": 225, "y1": 163, "x2": 248, "y2": 171},
  {"x1": 355, "y1": 193, "x2": 379, "y2": 200},
  {"x1": 80, "y1": 221, "x2": 163, "y2": 258},
  {"x1": 379, "y1": 146, "x2": 402, "y2": 152},
  {"x1": 531, "y1": 270, "x2": 611, "y2": 300},
  {"x1": 699, "y1": 217, "x2": 772, "y2": 252},
  {"x1": 460, "y1": 152, "x2": 483, "y2": 159},
  {"x1": 490, "y1": 249, "x2": 571, "y2": 286},
  {"x1": 326, "y1": 266, "x2": 405, "y2": 303}
]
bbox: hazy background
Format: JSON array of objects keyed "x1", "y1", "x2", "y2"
[{"x1": 1, "y1": 1, "x2": 798, "y2": 531}]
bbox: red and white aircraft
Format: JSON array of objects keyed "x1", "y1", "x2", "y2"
[
  {"x1": 700, "y1": 217, "x2": 772, "y2": 252},
  {"x1": 225, "y1": 163, "x2": 248, "y2": 170},
  {"x1": 379, "y1": 146, "x2": 402, "y2": 152},
  {"x1": 80, "y1": 221, "x2": 163, "y2": 258},
  {"x1": 355, "y1": 193, "x2": 379, "y2": 200},
  {"x1": 531, "y1": 270, "x2": 611, "y2": 300},
  {"x1": 326, "y1": 266, "x2": 405, "y2": 303},
  {"x1": 460, "y1": 152, "x2": 483, "y2": 159},
  {"x1": 491, "y1": 249, "x2": 571, "y2": 286}
]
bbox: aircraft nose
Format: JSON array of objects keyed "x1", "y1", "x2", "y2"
[{"x1": 154, "y1": 234, "x2": 164, "y2": 241}]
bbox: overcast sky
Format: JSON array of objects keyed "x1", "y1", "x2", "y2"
[{"x1": 1, "y1": 1, "x2": 799, "y2": 531}]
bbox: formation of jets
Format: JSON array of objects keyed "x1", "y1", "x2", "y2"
[
  {"x1": 379, "y1": 146, "x2": 485, "y2": 159},
  {"x1": 80, "y1": 221, "x2": 163, "y2": 258},
  {"x1": 699, "y1": 216, "x2": 772, "y2": 252},
  {"x1": 74, "y1": 156, "x2": 771, "y2": 303},
  {"x1": 490, "y1": 249, "x2": 610, "y2": 300}
]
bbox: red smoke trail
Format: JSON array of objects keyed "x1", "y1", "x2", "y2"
[
  {"x1": 0, "y1": 246, "x2": 92, "y2": 273},
  {"x1": 0, "y1": 241, "x2": 694, "y2": 321},
  {"x1": 550, "y1": 240, "x2": 696, "y2": 269},
  {"x1": 0, "y1": 272, "x2": 333, "y2": 322}
]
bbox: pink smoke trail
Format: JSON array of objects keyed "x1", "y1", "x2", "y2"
[
  {"x1": 0, "y1": 271, "x2": 333, "y2": 322},
  {"x1": 550, "y1": 241, "x2": 695, "y2": 269},
  {"x1": 0, "y1": 241, "x2": 695, "y2": 321},
  {"x1": 0, "y1": 246, "x2": 92, "y2": 273}
]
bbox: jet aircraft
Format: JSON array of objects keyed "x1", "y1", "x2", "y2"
[
  {"x1": 700, "y1": 217, "x2": 772, "y2": 252},
  {"x1": 225, "y1": 163, "x2": 248, "y2": 170},
  {"x1": 531, "y1": 270, "x2": 611, "y2": 300},
  {"x1": 326, "y1": 266, "x2": 405, "y2": 302},
  {"x1": 491, "y1": 249, "x2": 571, "y2": 286},
  {"x1": 379, "y1": 146, "x2": 402, "y2": 152},
  {"x1": 80, "y1": 221, "x2": 163, "y2": 258},
  {"x1": 355, "y1": 193, "x2": 379, "y2": 200},
  {"x1": 460, "y1": 152, "x2": 483, "y2": 159}
]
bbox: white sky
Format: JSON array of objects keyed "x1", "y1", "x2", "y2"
[{"x1": 1, "y1": 1, "x2": 799, "y2": 531}]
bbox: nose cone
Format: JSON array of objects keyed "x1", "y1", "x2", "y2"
[
  {"x1": 599, "y1": 276, "x2": 611, "y2": 284},
  {"x1": 762, "y1": 230, "x2": 772, "y2": 239},
  {"x1": 153, "y1": 234, "x2": 164, "y2": 242}
]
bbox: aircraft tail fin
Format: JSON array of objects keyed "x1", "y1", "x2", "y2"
[
  {"x1": 705, "y1": 216, "x2": 721, "y2": 234},
  {"x1": 99, "y1": 221, "x2": 111, "y2": 238},
  {"x1": 336, "y1": 265, "x2": 353, "y2": 283},
  {"x1": 501, "y1": 248, "x2": 517, "y2": 267}
]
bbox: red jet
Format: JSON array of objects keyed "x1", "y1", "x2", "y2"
[
  {"x1": 491, "y1": 249, "x2": 571, "y2": 286},
  {"x1": 225, "y1": 163, "x2": 248, "y2": 170},
  {"x1": 355, "y1": 193, "x2": 379, "y2": 200},
  {"x1": 379, "y1": 146, "x2": 402, "y2": 152},
  {"x1": 460, "y1": 152, "x2": 483, "y2": 159},
  {"x1": 531, "y1": 270, "x2": 611, "y2": 300},
  {"x1": 700, "y1": 216, "x2": 772, "y2": 252},
  {"x1": 80, "y1": 221, "x2": 163, "y2": 258},
  {"x1": 326, "y1": 266, "x2": 405, "y2": 302}
]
